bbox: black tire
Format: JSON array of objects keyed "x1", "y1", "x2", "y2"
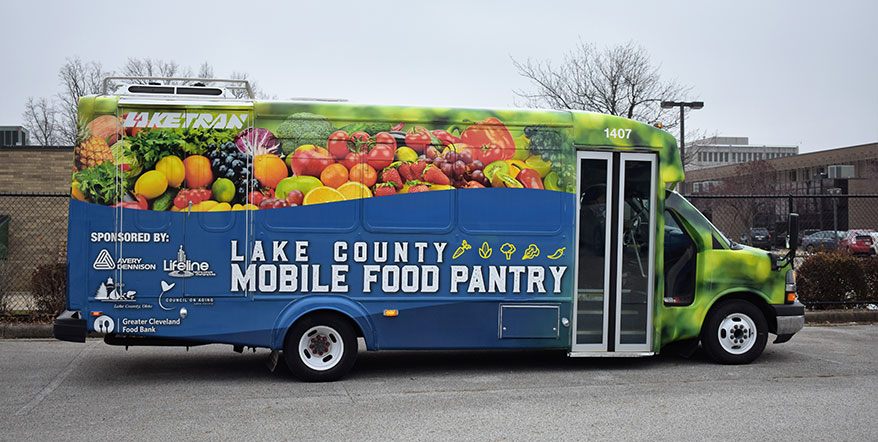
[
  {"x1": 701, "y1": 300, "x2": 768, "y2": 364},
  {"x1": 806, "y1": 245, "x2": 815, "y2": 254},
  {"x1": 283, "y1": 313, "x2": 358, "y2": 382}
]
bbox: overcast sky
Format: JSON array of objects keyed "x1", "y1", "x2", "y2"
[{"x1": 2, "y1": 0, "x2": 876, "y2": 153}]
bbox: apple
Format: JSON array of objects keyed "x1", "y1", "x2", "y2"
[
  {"x1": 275, "y1": 176, "x2": 322, "y2": 200},
  {"x1": 288, "y1": 144, "x2": 334, "y2": 177}
]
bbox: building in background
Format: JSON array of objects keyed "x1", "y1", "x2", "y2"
[
  {"x1": 0, "y1": 126, "x2": 28, "y2": 147},
  {"x1": 689, "y1": 136, "x2": 798, "y2": 171},
  {"x1": 686, "y1": 142, "x2": 878, "y2": 239}
]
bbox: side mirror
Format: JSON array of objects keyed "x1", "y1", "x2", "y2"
[{"x1": 788, "y1": 213, "x2": 799, "y2": 255}]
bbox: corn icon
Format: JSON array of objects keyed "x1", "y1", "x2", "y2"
[
  {"x1": 479, "y1": 242, "x2": 492, "y2": 259},
  {"x1": 522, "y1": 244, "x2": 540, "y2": 260}
]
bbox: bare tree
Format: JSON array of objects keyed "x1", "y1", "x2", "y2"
[
  {"x1": 708, "y1": 160, "x2": 779, "y2": 237},
  {"x1": 513, "y1": 41, "x2": 692, "y2": 129},
  {"x1": 229, "y1": 71, "x2": 275, "y2": 99},
  {"x1": 120, "y1": 58, "x2": 193, "y2": 84},
  {"x1": 56, "y1": 57, "x2": 111, "y2": 144},
  {"x1": 21, "y1": 97, "x2": 61, "y2": 146}
]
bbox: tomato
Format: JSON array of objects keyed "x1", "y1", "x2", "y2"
[
  {"x1": 350, "y1": 131, "x2": 371, "y2": 149},
  {"x1": 374, "y1": 132, "x2": 397, "y2": 149},
  {"x1": 248, "y1": 190, "x2": 267, "y2": 206},
  {"x1": 405, "y1": 128, "x2": 432, "y2": 153},
  {"x1": 327, "y1": 130, "x2": 351, "y2": 160},
  {"x1": 366, "y1": 144, "x2": 396, "y2": 170},
  {"x1": 342, "y1": 151, "x2": 366, "y2": 171},
  {"x1": 516, "y1": 168, "x2": 544, "y2": 189}
]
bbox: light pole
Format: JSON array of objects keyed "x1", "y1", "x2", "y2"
[{"x1": 661, "y1": 101, "x2": 704, "y2": 193}]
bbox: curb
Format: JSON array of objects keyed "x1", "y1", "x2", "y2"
[{"x1": 2, "y1": 310, "x2": 877, "y2": 339}]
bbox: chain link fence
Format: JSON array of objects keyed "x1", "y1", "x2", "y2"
[
  {"x1": 0, "y1": 193, "x2": 69, "y2": 320},
  {"x1": 685, "y1": 193, "x2": 878, "y2": 309}
]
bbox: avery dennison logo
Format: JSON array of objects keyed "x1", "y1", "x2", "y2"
[
  {"x1": 92, "y1": 249, "x2": 157, "y2": 271},
  {"x1": 122, "y1": 112, "x2": 249, "y2": 130}
]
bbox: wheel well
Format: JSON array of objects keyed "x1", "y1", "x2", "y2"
[
  {"x1": 705, "y1": 292, "x2": 777, "y2": 335},
  {"x1": 283, "y1": 309, "x2": 364, "y2": 347}
]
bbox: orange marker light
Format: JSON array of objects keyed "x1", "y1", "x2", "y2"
[
  {"x1": 383, "y1": 309, "x2": 399, "y2": 317},
  {"x1": 91, "y1": 311, "x2": 102, "y2": 316},
  {"x1": 786, "y1": 293, "x2": 797, "y2": 303}
]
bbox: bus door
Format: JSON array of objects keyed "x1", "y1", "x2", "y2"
[
  {"x1": 109, "y1": 105, "x2": 254, "y2": 314},
  {"x1": 572, "y1": 151, "x2": 657, "y2": 353}
]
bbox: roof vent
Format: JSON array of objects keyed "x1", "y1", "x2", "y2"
[{"x1": 103, "y1": 76, "x2": 253, "y2": 99}]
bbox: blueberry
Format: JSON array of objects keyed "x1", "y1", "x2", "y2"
[{"x1": 218, "y1": 165, "x2": 228, "y2": 174}]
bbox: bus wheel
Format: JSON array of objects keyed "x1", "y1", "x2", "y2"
[
  {"x1": 702, "y1": 300, "x2": 768, "y2": 364},
  {"x1": 284, "y1": 313, "x2": 357, "y2": 382}
]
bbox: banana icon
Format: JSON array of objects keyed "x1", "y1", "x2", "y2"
[
  {"x1": 547, "y1": 247, "x2": 566, "y2": 260},
  {"x1": 452, "y1": 240, "x2": 471, "y2": 259},
  {"x1": 478, "y1": 242, "x2": 492, "y2": 259},
  {"x1": 522, "y1": 244, "x2": 540, "y2": 260}
]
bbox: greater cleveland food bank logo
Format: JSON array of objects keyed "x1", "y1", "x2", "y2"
[{"x1": 163, "y1": 245, "x2": 215, "y2": 278}]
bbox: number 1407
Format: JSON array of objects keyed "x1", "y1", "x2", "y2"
[{"x1": 604, "y1": 128, "x2": 631, "y2": 139}]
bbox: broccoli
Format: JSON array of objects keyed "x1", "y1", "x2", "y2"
[{"x1": 275, "y1": 112, "x2": 336, "y2": 155}]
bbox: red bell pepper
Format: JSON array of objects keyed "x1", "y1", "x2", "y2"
[
  {"x1": 113, "y1": 194, "x2": 148, "y2": 210},
  {"x1": 460, "y1": 117, "x2": 516, "y2": 164}
]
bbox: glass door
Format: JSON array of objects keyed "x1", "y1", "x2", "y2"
[{"x1": 572, "y1": 151, "x2": 656, "y2": 353}]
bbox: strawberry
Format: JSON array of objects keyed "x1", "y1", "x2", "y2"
[
  {"x1": 410, "y1": 160, "x2": 428, "y2": 179},
  {"x1": 408, "y1": 183, "x2": 430, "y2": 193},
  {"x1": 380, "y1": 167, "x2": 403, "y2": 189},
  {"x1": 374, "y1": 183, "x2": 397, "y2": 196},
  {"x1": 396, "y1": 162, "x2": 415, "y2": 182},
  {"x1": 422, "y1": 164, "x2": 451, "y2": 185}
]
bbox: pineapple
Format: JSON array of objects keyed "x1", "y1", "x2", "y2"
[{"x1": 74, "y1": 118, "x2": 113, "y2": 170}]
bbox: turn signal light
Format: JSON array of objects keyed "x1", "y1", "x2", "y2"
[
  {"x1": 786, "y1": 293, "x2": 797, "y2": 303},
  {"x1": 383, "y1": 309, "x2": 399, "y2": 317},
  {"x1": 91, "y1": 311, "x2": 102, "y2": 317}
]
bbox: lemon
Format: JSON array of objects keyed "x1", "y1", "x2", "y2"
[
  {"x1": 513, "y1": 134, "x2": 530, "y2": 160},
  {"x1": 337, "y1": 181, "x2": 372, "y2": 199},
  {"x1": 134, "y1": 170, "x2": 169, "y2": 199},
  {"x1": 303, "y1": 186, "x2": 345, "y2": 205},
  {"x1": 396, "y1": 146, "x2": 418, "y2": 163},
  {"x1": 525, "y1": 155, "x2": 552, "y2": 178}
]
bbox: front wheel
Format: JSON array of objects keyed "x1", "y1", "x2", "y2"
[
  {"x1": 284, "y1": 313, "x2": 358, "y2": 382},
  {"x1": 701, "y1": 300, "x2": 768, "y2": 364}
]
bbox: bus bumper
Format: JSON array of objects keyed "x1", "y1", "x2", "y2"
[
  {"x1": 772, "y1": 301, "x2": 805, "y2": 344},
  {"x1": 54, "y1": 310, "x2": 86, "y2": 343}
]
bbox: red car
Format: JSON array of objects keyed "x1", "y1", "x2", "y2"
[{"x1": 839, "y1": 229, "x2": 876, "y2": 255}]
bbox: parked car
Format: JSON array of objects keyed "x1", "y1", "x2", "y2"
[
  {"x1": 838, "y1": 229, "x2": 876, "y2": 255},
  {"x1": 801, "y1": 230, "x2": 844, "y2": 253},
  {"x1": 747, "y1": 227, "x2": 772, "y2": 249},
  {"x1": 870, "y1": 233, "x2": 878, "y2": 256},
  {"x1": 799, "y1": 229, "x2": 820, "y2": 247}
]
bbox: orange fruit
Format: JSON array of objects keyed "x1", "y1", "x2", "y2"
[
  {"x1": 337, "y1": 181, "x2": 372, "y2": 199},
  {"x1": 182, "y1": 155, "x2": 213, "y2": 188},
  {"x1": 349, "y1": 163, "x2": 377, "y2": 187},
  {"x1": 320, "y1": 163, "x2": 349, "y2": 189},
  {"x1": 254, "y1": 154, "x2": 289, "y2": 189},
  {"x1": 303, "y1": 186, "x2": 345, "y2": 205}
]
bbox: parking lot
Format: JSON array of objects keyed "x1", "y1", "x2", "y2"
[{"x1": 1, "y1": 325, "x2": 876, "y2": 441}]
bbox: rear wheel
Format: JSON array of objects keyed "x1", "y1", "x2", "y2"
[
  {"x1": 284, "y1": 313, "x2": 358, "y2": 382},
  {"x1": 702, "y1": 300, "x2": 768, "y2": 364}
]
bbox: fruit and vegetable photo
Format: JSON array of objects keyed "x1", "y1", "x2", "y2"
[{"x1": 71, "y1": 108, "x2": 576, "y2": 212}]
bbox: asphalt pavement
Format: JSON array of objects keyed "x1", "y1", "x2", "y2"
[{"x1": 1, "y1": 325, "x2": 876, "y2": 441}]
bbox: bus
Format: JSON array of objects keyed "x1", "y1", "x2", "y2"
[{"x1": 54, "y1": 77, "x2": 804, "y2": 381}]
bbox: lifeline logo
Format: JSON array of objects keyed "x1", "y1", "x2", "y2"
[
  {"x1": 93, "y1": 249, "x2": 157, "y2": 271},
  {"x1": 164, "y1": 245, "x2": 215, "y2": 278},
  {"x1": 122, "y1": 111, "x2": 249, "y2": 130}
]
